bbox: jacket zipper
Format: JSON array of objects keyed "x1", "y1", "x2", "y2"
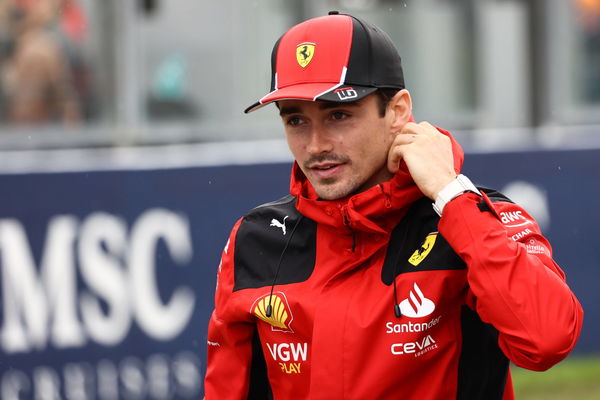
[{"x1": 341, "y1": 206, "x2": 356, "y2": 252}]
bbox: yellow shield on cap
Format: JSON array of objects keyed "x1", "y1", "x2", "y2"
[{"x1": 296, "y1": 42, "x2": 315, "y2": 68}]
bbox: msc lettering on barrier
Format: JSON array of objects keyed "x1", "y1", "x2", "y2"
[
  {"x1": 0, "y1": 209, "x2": 196, "y2": 353},
  {"x1": 0, "y1": 351, "x2": 202, "y2": 399}
]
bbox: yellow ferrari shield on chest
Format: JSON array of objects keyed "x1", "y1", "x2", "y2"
[
  {"x1": 408, "y1": 233, "x2": 438, "y2": 266},
  {"x1": 296, "y1": 43, "x2": 315, "y2": 68}
]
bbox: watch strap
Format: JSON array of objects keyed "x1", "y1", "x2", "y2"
[{"x1": 433, "y1": 174, "x2": 481, "y2": 216}]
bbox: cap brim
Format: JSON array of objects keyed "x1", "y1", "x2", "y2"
[{"x1": 244, "y1": 83, "x2": 378, "y2": 113}]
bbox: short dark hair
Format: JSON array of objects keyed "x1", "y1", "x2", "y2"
[{"x1": 375, "y1": 88, "x2": 401, "y2": 117}]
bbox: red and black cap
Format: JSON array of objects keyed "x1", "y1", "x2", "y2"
[{"x1": 244, "y1": 11, "x2": 405, "y2": 113}]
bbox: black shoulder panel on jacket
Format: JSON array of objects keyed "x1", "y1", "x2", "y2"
[
  {"x1": 479, "y1": 187, "x2": 515, "y2": 204},
  {"x1": 381, "y1": 197, "x2": 466, "y2": 285},
  {"x1": 233, "y1": 195, "x2": 317, "y2": 291},
  {"x1": 477, "y1": 187, "x2": 515, "y2": 212},
  {"x1": 457, "y1": 306, "x2": 509, "y2": 400}
]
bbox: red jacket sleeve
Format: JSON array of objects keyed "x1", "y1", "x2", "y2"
[
  {"x1": 204, "y1": 219, "x2": 255, "y2": 399},
  {"x1": 439, "y1": 191, "x2": 583, "y2": 371}
]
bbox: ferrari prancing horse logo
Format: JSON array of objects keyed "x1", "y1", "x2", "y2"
[
  {"x1": 408, "y1": 232, "x2": 438, "y2": 266},
  {"x1": 296, "y1": 42, "x2": 315, "y2": 68}
]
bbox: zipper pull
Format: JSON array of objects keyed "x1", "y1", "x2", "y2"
[
  {"x1": 340, "y1": 206, "x2": 356, "y2": 252},
  {"x1": 340, "y1": 205, "x2": 351, "y2": 229}
]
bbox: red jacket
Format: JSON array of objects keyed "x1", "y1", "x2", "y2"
[{"x1": 204, "y1": 131, "x2": 583, "y2": 399}]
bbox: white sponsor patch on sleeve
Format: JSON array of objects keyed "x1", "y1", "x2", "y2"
[
  {"x1": 524, "y1": 238, "x2": 550, "y2": 256},
  {"x1": 500, "y1": 210, "x2": 532, "y2": 228}
]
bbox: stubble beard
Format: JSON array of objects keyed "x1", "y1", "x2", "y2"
[
  {"x1": 311, "y1": 161, "x2": 393, "y2": 201},
  {"x1": 312, "y1": 176, "x2": 361, "y2": 201},
  {"x1": 303, "y1": 153, "x2": 358, "y2": 200}
]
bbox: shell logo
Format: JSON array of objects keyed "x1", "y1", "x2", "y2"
[{"x1": 252, "y1": 292, "x2": 294, "y2": 333}]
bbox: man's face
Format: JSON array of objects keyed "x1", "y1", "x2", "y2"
[{"x1": 279, "y1": 94, "x2": 396, "y2": 200}]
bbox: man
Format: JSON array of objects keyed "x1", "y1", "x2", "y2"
[{"x1": 204, "y1": 12, "x2": 583, "y2": 399}]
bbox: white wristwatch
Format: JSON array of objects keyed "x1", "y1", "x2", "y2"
[{"x1": 433, "y1": 174, "x2": 481, "y2": 216}]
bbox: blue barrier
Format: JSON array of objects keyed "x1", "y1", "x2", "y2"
[{"x1": 0, "y1": 148, "x2": 596, "y2": 398}]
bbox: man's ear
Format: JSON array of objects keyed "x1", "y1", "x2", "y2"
[{"x1": 389, "y1": 89, "x2": 413, "y2": 131}]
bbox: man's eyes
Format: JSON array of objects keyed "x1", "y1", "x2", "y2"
[
  {"x1": 286, "y1": 116, "x2": 303, "y2": 126},
  {"x1": 331, "y1": 111, "x2": 349, "y2": 120},
  {"x1": 284, "y1": 111, "x2": 350, "y2": 126}
]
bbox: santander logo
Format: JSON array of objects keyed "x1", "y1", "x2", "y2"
[{"x1": 399, "y1": 283, "x2": 436, "y2": 318}]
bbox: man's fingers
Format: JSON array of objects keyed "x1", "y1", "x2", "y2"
[
  {"x1": 388, "y1": 120, "x2": 453, "y2": 184},
  {"x1": 417, "y1": 121, "x2": 436, "y2": 131},
  {"x1": 401, "y1": 121, "x2": 436, "y2": 137},
  {"x1": 399, "y1": 121, "x2": 422, "y2": 136},
  {"x1": 387, "y1": 145, "x2": 402, "y2": 173},
  {"x1": 388, "y1": 123, "x2": 425, "y2": 173},
  {"x1": 387, "y1": 134, "x2": 414, "y2": 173}
]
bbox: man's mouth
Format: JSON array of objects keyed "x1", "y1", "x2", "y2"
[
  {"x1": 308, "y1": 162, "x2": 346, "y2": 179},
  {"x1": 311, "y1": 163, "x2": 340, "y2": 170},
  {"x1": 304, "y1": 154, "x2": 350, "y2": 180}
]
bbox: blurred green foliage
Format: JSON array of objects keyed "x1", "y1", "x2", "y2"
[{"x1": 512, "y1": 354, "x2": 600, "y2": 399}]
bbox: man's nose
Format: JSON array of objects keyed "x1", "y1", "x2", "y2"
[{"x1": 307, "y1": 125, "x2": 333, "y2": 155}]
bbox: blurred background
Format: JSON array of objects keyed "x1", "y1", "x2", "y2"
[
  {"x1": 0, "y1": 0, "x2": 599, "y2": 148},
  {"x1": 0, "y1": 0, "x2": 598, "y2": 399}
]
